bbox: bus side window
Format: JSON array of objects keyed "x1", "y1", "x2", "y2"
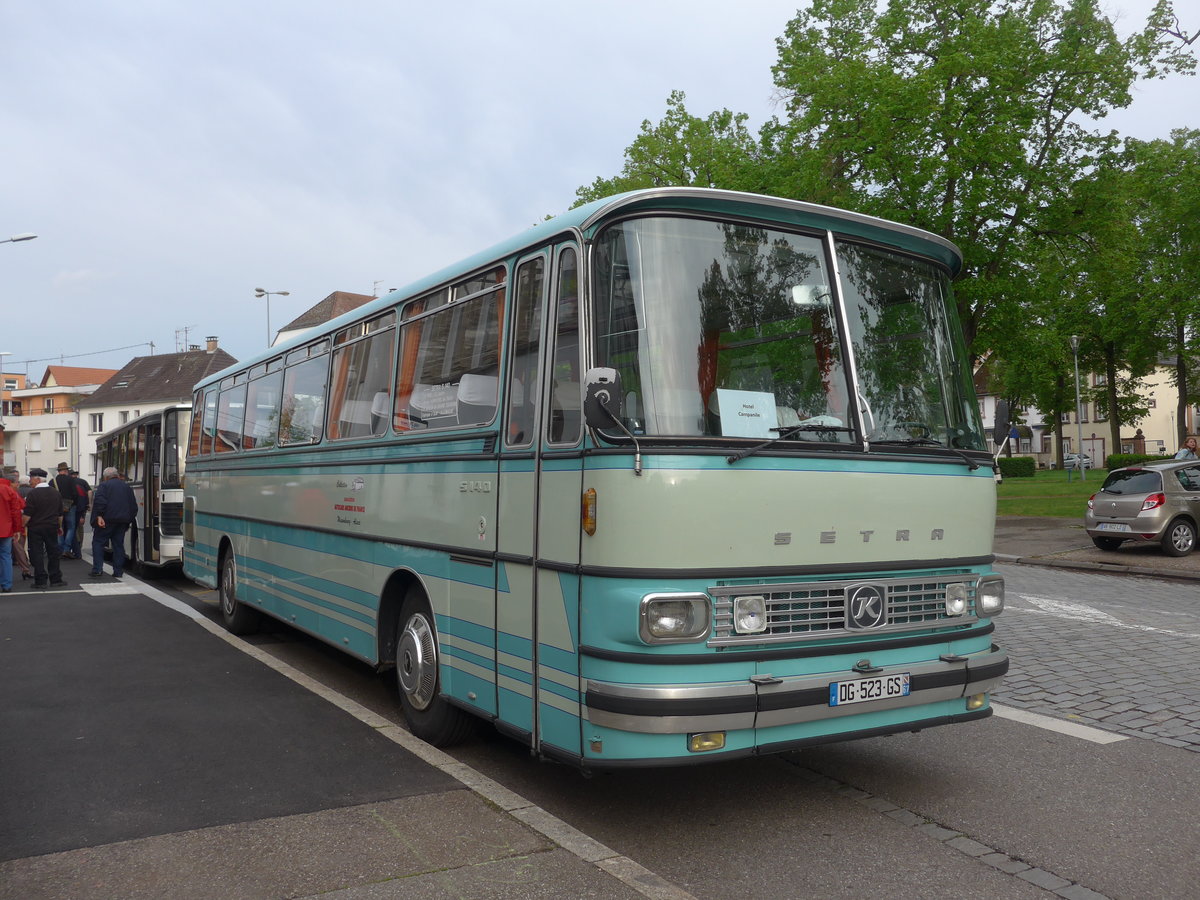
[
  {"x1": 507, "y1": 256, "x2": 544, "y2": 447},
  {"x1": 548, "y1": 246, "x2": 581, "y2": 445}
]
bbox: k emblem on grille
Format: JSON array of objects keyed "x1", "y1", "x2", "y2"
[{"x1": 846, "y1": 584, "x2": 888, "y2": 629}]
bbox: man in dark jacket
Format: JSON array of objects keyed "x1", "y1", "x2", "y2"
[
  {"x1": 90, "y1": 467, "x2": 138, "y2": 579},
  {"x1": 22, "y1": 468, "x2": 67, "y2": 589}
]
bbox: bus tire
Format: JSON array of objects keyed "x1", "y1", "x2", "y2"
[
  {"x1": 395, "y1": 592, "x2": 474, "y2": 746},
  {"x1": 219, "y1": 551, "x2": 261, "y2": 635}
]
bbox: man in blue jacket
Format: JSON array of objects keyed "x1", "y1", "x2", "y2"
[{"x1": 89, "y1": 467, "x2": 138, "y2": 579}]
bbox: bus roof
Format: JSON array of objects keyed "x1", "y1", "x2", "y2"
[{"x1": 197, "y1": 188, "x2": 963, "y2": 390}]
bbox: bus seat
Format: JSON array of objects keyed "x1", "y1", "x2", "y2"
[
  {"x1": 777, "y1": 406, "x2": 801, "y2": 427},
  {"x1": 457, "y1": 374, "x2": 498, "y2": 425}
]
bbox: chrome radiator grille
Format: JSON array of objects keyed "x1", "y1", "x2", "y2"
[{"x1": 708, "y1": 575, "x2": 980, "y2": 646}]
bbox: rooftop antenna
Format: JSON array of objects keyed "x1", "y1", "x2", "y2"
[{"x1": 175, "y1": 326, "x2": 197, "y2": 352}]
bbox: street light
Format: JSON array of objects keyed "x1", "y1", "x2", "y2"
[
  {"x1": 254, "y1": 288, "x2": 290, "y2": 347},
  {"x1": 1070, "y1": 334, "x2": 1086, "y2": 482},
  {"x1": 1, "y1": 233, "x2": 37, "y2": 244}
]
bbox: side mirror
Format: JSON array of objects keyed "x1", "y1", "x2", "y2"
[
  {"x1": 583, "y1": 367, "x2": 622, "y2": 429},
  {"x1": 992, "y1": 399, "x2": 1010, "y2": 445}
]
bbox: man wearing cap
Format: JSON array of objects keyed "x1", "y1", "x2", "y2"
[
  {"x1": 22, "y1": 468, "x2": 68, "y2": 589},
  {"x1": 69, "y1": 469, "x2": 91, "y2": 560},
  {"x1": 90, "y1": 467, "x2": 137, "y2": 580}
]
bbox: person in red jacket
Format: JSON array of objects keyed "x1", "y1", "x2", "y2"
[{"x1": 0, "y1": 474, "x2": 24, "y2": 593}]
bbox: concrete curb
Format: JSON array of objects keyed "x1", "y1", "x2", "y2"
[{"x1": 994, "y1": 552, "x2": 1200, "y2": 582}]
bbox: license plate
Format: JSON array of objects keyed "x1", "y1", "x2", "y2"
[
  {"x1": 829, "y1": 673, "x2": 911, "y2": 706},
  {"x1": 1096, "y1": 522, "x2": 1131, "y2": 532}
]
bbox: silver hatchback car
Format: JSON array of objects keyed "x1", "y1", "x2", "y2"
[{"x1": 1085, "y1": 460, "x2": 1200, "y2": 556}]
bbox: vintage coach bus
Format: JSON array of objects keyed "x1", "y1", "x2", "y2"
[{"x1": 183, "y1": 188, "x2": 1007, "y2": 768}]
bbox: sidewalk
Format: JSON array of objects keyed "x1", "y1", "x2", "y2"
[{"x1": 994, "y1": 515, "x2": 1200, "y2": 581}]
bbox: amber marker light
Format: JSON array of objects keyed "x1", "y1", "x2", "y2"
[
  {"x1": 966, "y1": 693, "x2": 987, "y2": 711},
  {"x1": 582, "y1": 488, "x2": 597, "y2": 535},
  {"x1": 688, "y1": 732, "x2": 726, "y2": 752}
]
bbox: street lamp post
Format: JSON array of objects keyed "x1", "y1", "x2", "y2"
[
  {"x1": 1, "y1": 233, "x2": 37, "y2": 244},
  {"x1": 1070, "y1": 335, "x2": 1086, "y2": 482},
  {"x1": 254, "y1": 288, "x2": 290, "y2": 347}
]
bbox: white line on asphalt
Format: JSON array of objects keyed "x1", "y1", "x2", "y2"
[
  {"x1": 107, "y1": 563, "x2": 698, "y2": 900},
  {"x1": 1010, "y1": 593, "x2": 1200, "y2": 639},
  {"x1": 992, "y1": 704, "x2": 1128, "y2": 744}
]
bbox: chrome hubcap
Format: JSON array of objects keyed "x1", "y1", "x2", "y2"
[{"x1": 397, "y1": 613, "x2": 438, "y2": 711}]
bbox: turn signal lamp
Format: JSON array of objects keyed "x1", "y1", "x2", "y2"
[
  {"x1": 688, "y1": 731, "x2": 726, "y2": 752},
  {"x1": 966, "y1": 693, "x2": 987, "y2": 711},
  {"x1": 582, "y1": 488, "x2": 597, "y2": 535}
]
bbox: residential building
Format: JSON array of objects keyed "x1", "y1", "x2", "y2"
[
  {"x1": 1, "y1": 366, "x2": 118, "y2": 475},
  {"x1": 274, "y1": 291, "x2": 374, "y2": 346},
  {"x1": 73, "y1": 337, "x2": 237, "y2": 480}
]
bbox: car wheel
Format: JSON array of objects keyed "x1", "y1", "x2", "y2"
[
  {"x1": 1161, "y1": 519, "x2": 1197, "y2": 557},
  {"x1": 395, "y1": 590, "x2": 475, "y2": 746},
  {"x1": 1091, "y1": 536, "x2": 1124, "y2": 552}
]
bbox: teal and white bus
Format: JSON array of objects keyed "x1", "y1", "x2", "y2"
[
  {"x1": 183, "y1": 188, "x2": 1006, "y2": 768},
  {"x1": 97, "y1": 403, "x2": 191, "y2": 570}
]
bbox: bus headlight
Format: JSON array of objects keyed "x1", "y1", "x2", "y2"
[
  {"x1": 733, "y1": 595, "x2": 768, "y2": 633},
  {"x1": 639, "y1": 593, "x2": 711, "y2": 644},
  {"x1": 976, "y1": 575, "x2": 1005, "y2": 617},
  {"x1": 945, "y1": 583, "x2": 968, "y2": 617}
]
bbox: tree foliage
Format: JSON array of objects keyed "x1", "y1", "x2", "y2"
[{"x1": 577, "y1": 0, "x2": 1196, "y2": 442}]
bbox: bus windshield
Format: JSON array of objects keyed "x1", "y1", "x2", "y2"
[{"x1": 591, "y1": 216, "x2": 985, "y2": 450}]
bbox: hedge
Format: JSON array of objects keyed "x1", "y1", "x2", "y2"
[
  {"x1": 1105, "y1": 453, "x2": 1173, "y2": 469},
  {"x1": 997, "y1": 456, "x2": 1037, "y2": 478}
]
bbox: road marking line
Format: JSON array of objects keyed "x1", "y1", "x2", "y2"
[{"x1": 992, "y1": 704, "x2": 1127, "y2": 744}]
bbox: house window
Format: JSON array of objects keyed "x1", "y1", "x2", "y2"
[
  {"x1": 1080, "y1": 405, "x2": 1088, "y2": 423},
  {"x1": 1094, "y1": 373, "x2": 1107, "y2": 386},
  {"x1": 43, "y1": 398, "x2": 54, "y2": 413},
  {"x1": 1019, "y1": 439, "x2": 1032, "y2": 453},
  {"x1": 30, "y1": 432, "x2": 42, "y2": 452},
  {"x1": 3, "y1": 378, "x2": 15, "y2": 390},
  {"x1": 89, "y1": 413, "x2": 104, "y2": 434},
  {"x1": 119, "y1": 411, "x2": 130, "y2": 425},
  {"x1": 1060, "y1": 412, "x2": 1070, "y2": 424},
  {"x1": 56, "y1": 431, "x2": 68, "y2": 450}
]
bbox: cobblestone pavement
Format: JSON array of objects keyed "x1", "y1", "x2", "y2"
[{"x1": 992, "y1": 564, "x2": 1200, "y2": 752}]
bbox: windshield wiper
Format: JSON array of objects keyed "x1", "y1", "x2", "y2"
[
  {"x1": 726, "y1": 424, "x2": 852, "y2": 464},
  {"x1": 871, "y1": 438, "x2": 980, "y2": 470}
]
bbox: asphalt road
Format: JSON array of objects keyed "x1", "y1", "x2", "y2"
[{"x1": 3, "y1": 557, "x2": 1197, "y2": 899}]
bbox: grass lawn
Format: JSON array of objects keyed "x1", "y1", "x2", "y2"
[{"x1": 996, "y1": 468, "x2": 1104, "y2": 518}]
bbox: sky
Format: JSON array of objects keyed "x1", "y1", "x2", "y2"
[{"x1": 2, "y1": 0, "x2": 1194, "y2": 381}]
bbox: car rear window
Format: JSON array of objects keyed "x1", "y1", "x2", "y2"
[{"x1": 1100, "y1": 469, "x2": 1163, "y2": 494}]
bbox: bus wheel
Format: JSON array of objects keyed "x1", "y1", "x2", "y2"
[
  {"x1": 395, "y1": 593, "x2": 474, "y2": 746},
  {"x1": 219, "y1": 551, "x2": 260, "y2": 635}
]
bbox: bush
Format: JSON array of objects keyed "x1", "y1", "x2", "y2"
[
  {"x1": 1106, "y1": 453, "x2": 1173, "y2": 469},
  {"x1": 997, "y1": 456, "x2": 1037, "y2": 478}
]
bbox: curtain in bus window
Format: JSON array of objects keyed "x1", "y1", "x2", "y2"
[
  {"x1": 187, "y1": 393, "x2": 206, "y2": 458},
  {"x1": 280, "y1": 356, "x2": 328, "y2": 445},
  {"x1": 328, "y1": 328, "x2": 396, "y2": 440},
  {"x1": 243, "y1": 371, "x2": 283, "y2": 450},
  {"x1": 215, "y1": 384, "x2": 247, "y2": 453},
  {"x1": 197, "y1": 388, "x2": 217, "y2": 455},
  {"x1": 395, "y1": 293, "x2": 502, "y2": 431}
]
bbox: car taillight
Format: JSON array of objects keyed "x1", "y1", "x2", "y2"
[{"x1": 1142, "y1": 493, "x2": 1166, "y2": 511}]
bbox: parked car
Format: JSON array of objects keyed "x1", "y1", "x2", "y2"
[
  {"x1": 1085, "y1": 460, "x2": 1200, "y2": 556},
  {"x1": 1052, "y1": 452, "x2": 1093, "y2": 470}
]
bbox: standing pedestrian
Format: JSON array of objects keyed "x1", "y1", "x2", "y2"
[
  {"x1": 90, "y1": 467, "x2": 138, "y2": 579},
  {"x1": 23, "y1": 468, "x2": 68, "y2": 589},
  {"x1": 54, "y1": 462, "x2": 79, "y2": 558},
  {"x1": 0, "y1": 472, "x2": 23, "y2": 593},
  {"x1": 70, "y1": 468, "x2": 91, "y2": 560},
  {"x1": 8, "y1": 473, "x2": 33, "y2": 580}
]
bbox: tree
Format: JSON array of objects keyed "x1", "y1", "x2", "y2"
[{"x1": 769, "y1": 0, "x2": 1192, "y2": 355}]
